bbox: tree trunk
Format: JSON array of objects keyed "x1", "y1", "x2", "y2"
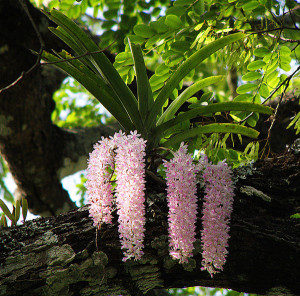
[
  {"x1": 0, "y1": 0, "x2": 120, "y2": 215},
  {"x1": 0, "y1": 154, "x2": 299, "y2": 296}
]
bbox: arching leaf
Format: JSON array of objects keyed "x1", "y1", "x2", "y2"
[
  {"x1": 146, "y1": 32, "x2": 244, "y2": 128},
  {"x1": 162, "y1": 123, "x2": 260, "y2": 147},
  {"x1": 44, "y1": 9, "x2": 143, "y2": 132},
  {"x1": 158, "y1": 76, "x2": 224, "y2": 124},
  {"x1": 0, "y1": 199, "x2": 15, "y2": 225},
  {"x1": 128, "y1": 39, "x2": 154, "y2": 120},
  {"x1": 155, "y1": 102, "x2": 273, "y2": 136},
  {"x1": 42, "y1": 51, "x2": 134, "y2": 130}
]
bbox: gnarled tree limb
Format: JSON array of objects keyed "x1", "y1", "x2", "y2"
[{"x1": 0, "y1": 155, "x2": 299, "y2": 296}]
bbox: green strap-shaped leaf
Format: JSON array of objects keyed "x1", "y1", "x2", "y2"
[
  {"x1": 47, "y1": 11, "x2": 105, "y2": 77},
  {"x1": 14, "y1": 200, "x2": 20, "y2": 223},
  {"x1": 0, "y1": 214, "x2": 7, "y2": 228},
  {"x1": 128, "y1": 39, "x2": 154, "y2": 124},
  {"x1": 154, "y1": 102, "x2": 273, "y2": 136},
  {"x1": 287, "y1": 112, "x2": 300, "y2": 129},
  {"x1": 158, "y1": 75, "x2": 224, "y2": 124},
  {"x1": 162, "y1": 123, "x2": 259, "y2": 147},
  {"x1": 45, "y1": 50, "x2": 123, "y2": 114},
  {"x1": 48, "y1": 27, "x2": 99, "y2": 75},
  {"x1": 54, "y1": 50, "x2": 124, "y2": 107},
  {"x1": 42, "y1": 51, "x2": 134, "y2": 130},
  {"x1": 45, "y1": 9, "x2": 143, "y2": 132},
  {"x1": 0, "y1": 199, "x2": 15, "y2": 224},
  {"x1": 145, "y1": 32, "x2": 244, "y2": 129}
]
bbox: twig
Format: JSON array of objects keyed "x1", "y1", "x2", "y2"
[
  {"x1": 262, "y1": 65, "x2": 300, "y2": 105},
  {"x1": 240, "y1": 66, "x2": 300, "y2": 124},
  {"x1": 19, "y1": 0, "x2": 45, "y2": 49},
  {"x1": 266, "y1": 33, "x2": 299, "y2": 43},
  {"x1": 266, "y1": 79, "x2": 291, "y2": 137},
  {"x1": 247, "y1": 26, "x2": 300, "y2": 35},
  {"x1": 41, "y1": 41, "x2": 116, "y2": 66},
  {"x1": 0, "y1": 76, "x2": 26, "y2": 94},
  {"x1": 287, "y1": 7, "x2": 298, "y2": 29},
  {"x1": 0, "y1": 0, "x2": 45, "y2": 94},
  {"x1": 260, "y1": 66, "x2": 299, "y2": 154}
]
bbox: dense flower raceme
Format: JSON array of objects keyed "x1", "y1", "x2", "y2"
[
  {"x1": 164, "y1": 143, "x2": 198, "y2": 263},
  {"x1": 86, "y1": 137, "x2": 114, "y2": 227},
  {"x1": 113, "y1": 131, "x2": 147, "y2": 261},
  {"x1": 87, "y1": 132, "x2": 234, "y2": 271},
  {"x1": 86, "y1": 131, "x2": 146, "y2": 261},
  {"x1": 199, "y1": 156, "x2": 235, "y2": 276}
]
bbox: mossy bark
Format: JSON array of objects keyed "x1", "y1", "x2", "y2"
[{"x1": 0, "y1": 155, "x2": 299, "y2": 296}]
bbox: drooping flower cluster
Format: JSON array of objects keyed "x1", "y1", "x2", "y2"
[
  {"x1": 86, "y1": 131, "x2": 146, "y2": 261},
  {"x1": 200, "y1": 158, "x2": 234, "y2": 276},
  {"x1": 87, "y1": 133, "x2": 234, "y2": 273},
  {"x1": 114, "y1": 131, "x2": 147, "y2": 261},
  {"x1": 163, "y1": 143, "x2": 198, "y2": 263},
  {"x1": 86, "y1": 137, "x2": 114, "y2": 227}
]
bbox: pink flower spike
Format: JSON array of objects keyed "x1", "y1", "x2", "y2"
[
  {"x1": 164, "y1": 143, "x2": 198, "y2": 263},
  {"x1": 86, "y1": 138, "x2": 114, "y2": 228},
  {"x1": 201, "y1": 159, "x2": 234, "y2": 277},
  {"x1": 114, "y1": 132, "x2": 147, "y2": 261}
]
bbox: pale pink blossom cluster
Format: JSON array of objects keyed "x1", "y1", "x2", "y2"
[
  {"x1": 86, "y1": 131, "x2": 146, "y2": 261},
  {"x1": 163, "y1": 143, "x2": 198, "y2": 263},
  {"x1": 86, "y1": 137, "x2": 114, "y2": 227},
  {"x1": 114, "y1": 131, "x2": 147, "y2": 261},
  {"x1": 200, "y1": 158, "x2": 234, "y2": 276},
  {"x1": 87, "y1": 133, "x2": 234, "y2": 272}
]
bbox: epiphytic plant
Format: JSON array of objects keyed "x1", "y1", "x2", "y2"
[{"x1": 42, "y1": 10, "x2": 273, "y2": 149}]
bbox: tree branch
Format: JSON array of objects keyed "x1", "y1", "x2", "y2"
[
  {"x1": 245, "y1": 5, "x2": 300, "y2": 32},
  {"x1": 0, "y1": 154, "x2": 299, "y2": 296}
]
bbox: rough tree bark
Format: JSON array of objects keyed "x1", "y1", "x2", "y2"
[{"x1": 0, "y1": 154, "x2": 299, "y2": 296}]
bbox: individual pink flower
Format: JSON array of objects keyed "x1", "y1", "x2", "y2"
[
  {"x1": 200, "y1": 159, "x2": 234, "y2": 276},
  {"x1": 86, "y1": 137, "x2": 114, "y2": 228},
  {"x1": 114, "y1": 131, "x2": 147, "y2": 261},
  {"x1": 164, "y1": 143, "x2": 198, "y2": 263}
]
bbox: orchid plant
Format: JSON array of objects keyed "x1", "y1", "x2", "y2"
[
  {"x1": 42, "y1": 10, "x2": 273, "y2": 276},
  {"x1": 42, "y1": 10, "x2": 273, "y2": 150}
]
